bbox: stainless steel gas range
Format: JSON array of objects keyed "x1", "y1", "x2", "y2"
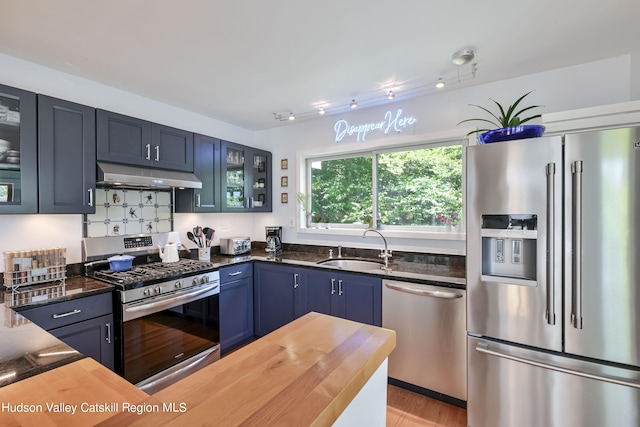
[{"x1": 83, "y1": 233, "x2": 220, "y2": 394}]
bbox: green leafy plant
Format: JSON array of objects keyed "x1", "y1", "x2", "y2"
[{"x1": 458, "y1": 91, "x2": 543, "y2": 138}]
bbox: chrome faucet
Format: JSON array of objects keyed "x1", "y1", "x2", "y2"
[
  {"x1": 362, "y1": 228, "x2": 392, "y2": 271},
  {"x1": 338, "y1": 245, "x2": 343, "y2": 258}
]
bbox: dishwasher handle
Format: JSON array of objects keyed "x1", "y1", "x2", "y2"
[{"x1": 384, "y1": 282, "x2": 463, "y2": 299}]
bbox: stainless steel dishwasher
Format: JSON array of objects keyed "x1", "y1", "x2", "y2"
[{"x1": 382, "y1": 279, "x2": 466, "y2": 402}]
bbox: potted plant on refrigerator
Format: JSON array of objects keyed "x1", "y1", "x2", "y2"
[{"x1": 458, "y1": 91, "x2": 545, "y2": 144}]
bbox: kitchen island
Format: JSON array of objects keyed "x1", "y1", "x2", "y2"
[{"x1": 0, "y1": 312, "x2": 396, "y2": 426}]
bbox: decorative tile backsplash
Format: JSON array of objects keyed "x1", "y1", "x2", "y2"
[{"x1": 84, "y1": 188, "x2": 173, "y2": 237}]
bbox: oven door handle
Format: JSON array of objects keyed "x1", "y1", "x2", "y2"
[{"x1": 124, "y1": 283, "x2": 219, "y2": 320}]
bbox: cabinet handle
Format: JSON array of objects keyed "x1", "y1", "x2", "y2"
[
  {"x1": 196, "y1": 193, "x2": 201, "y2": 208},
  {"x1": 294, "y1": 273, "x2": 299, "y2": 288},
  {"x1": 331, "y1": 278, "x2": 336, "y2": 295},
  {"x1": 338, "y1": 279, "x2": 343, "y2": 296},
  {"x1": 145, "y1": 144, "x2": 151, "y2": 160},
  {"x1": 87, "y1": 188, "x2": 93, "y2": 207},
  {"x1": 155, "y1": 145, "x2": 160, "y2": 161},
  {"x1": 52, "y1": 309, "x2": 81, "y2": 319},
  {"x1": 105, "y1": 322, "x2": 111, "y2": 344},
  {"x1": 228, "y1": 271, "x2": 242, "y2": 276}
]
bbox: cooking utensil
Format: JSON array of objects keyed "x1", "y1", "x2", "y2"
[
  {"x1": 187, "y1": 231, "x2": 199, "y2": 248},
  {"x1": 194, "y1": 226, "x2": 203, "y2": 247},
  {"x1": 107, "y1": 254, "x2": 135, "y2": 272},
  {"x1": 205, "y1": 228, "x2": 215, "y2": 247}
]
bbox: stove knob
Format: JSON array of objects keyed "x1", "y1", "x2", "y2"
[
  {"x1": 193, "y1": 277, "x2": 200, "y2": 286},
  {"x1": 202, "y1": 275, "x2": 209, "y2": 283},
  {"x1": 175, "y1": 281, "x2": 182, "y2": 289},
  {"x1": 143, "y1": 288, "x2": 152, "y2": 296},
  {"x1": 155, "y1": 286, "x2": 162, "y2": 294}
]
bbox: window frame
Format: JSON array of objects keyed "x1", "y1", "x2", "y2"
[{"x1": 297, "y1": 132, "x2": 469, "y2": 240}]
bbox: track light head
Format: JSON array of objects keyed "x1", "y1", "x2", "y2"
[
  {"x1": 387, "y1": 90, "x2": 395, "y2": 100},
  {"x1": 452, "y1": 48, "x2": 475, "y2": 66},
  {"x1": 435, "y1": 78, "x2": 445, "y2": 89},
  {"x1": 350, "y1": 99, "x2": 358, "y2": 109}
]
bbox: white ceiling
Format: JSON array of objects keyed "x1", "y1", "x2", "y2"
[{"x1": 1, "y1": 0, "x2": 639, "y2": 130}]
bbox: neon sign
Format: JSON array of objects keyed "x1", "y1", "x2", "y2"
[{"x1": 334, "y1": 109, "x2": 417, "y2": 143}]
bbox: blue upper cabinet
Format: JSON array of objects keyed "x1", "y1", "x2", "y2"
[
  {"x1": 175, "y1": 134, "x2": 221, "y2": 213},
  {"x1": 0, "y1": 83, "x2": 37, "y2": 214},
  {"x1": 96, "y1": 109, "x2": 193, "y2": 172},
  {"x1": 38, "y1": 95, "x2": 96, "y2": 214},
  {"x1": 220, "y1": 140, "x2": 272, "y2": 212}
]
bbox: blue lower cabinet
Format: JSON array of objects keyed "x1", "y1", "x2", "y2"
[
  {"x1": 18, "y1": 293, "x2": 115, "y2": 370},
  {"x1": 49, "y1": 314, "x2": 115, "y2": 370},
  {"x1": 220, "y1": 274, "x2": 254, "y2": 354},
  {"x1": 253, "y1": 263, "x2": 306, "y2": 337},
  {"x1": 305, "y1": 269, "x2": 382, "y2": 327}
]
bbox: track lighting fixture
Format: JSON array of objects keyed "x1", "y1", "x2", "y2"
[
  {"x1": 273, "y1": 50, "x2": 477, "y2": 123},
  {"x1": 452, "y1": 48, "x2": 475, "y2": 66}
]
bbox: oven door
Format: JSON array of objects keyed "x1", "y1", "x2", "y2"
[{"x1": 122, "y1": 282, "x2": 220, "y2": 393}]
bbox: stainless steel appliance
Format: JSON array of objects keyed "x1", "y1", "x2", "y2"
[
  {"x1": 83, "y1": 233, "x2": 220, "y2": 394},
  {"x1": 467, "y1": 128, "x2": 640, "y2": 426},
  {"x1": 382, "y1": 280, "x2": 466, "y2": 404},
  {"x1": 219, "y1": 237, "x2": 251, "y2": 256},
  {"x1": 265, "y1": 226, "x2": 282, "y2": 255}
]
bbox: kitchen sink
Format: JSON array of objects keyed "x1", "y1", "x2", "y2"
[{"x1": 316, "y1": 259, "x2": 384, "y2": 271}]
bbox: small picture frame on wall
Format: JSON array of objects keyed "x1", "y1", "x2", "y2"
[
  {"x1": 281, "y1": 192, "x2": 289, "y2": 204},
  {"x1": 281, "y1": 158, "x2": 288, "y2": 170},
  {"x1": 281, "y1": 176, "x2": 288, "y2": 187}
]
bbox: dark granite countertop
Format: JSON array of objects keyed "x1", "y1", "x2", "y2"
[
  {"x1": 205, "y1": 244, "x2": 466, "y2": 289},
  {"x1": 0, "y1": 277, "x2": 114, "y2": 388}
]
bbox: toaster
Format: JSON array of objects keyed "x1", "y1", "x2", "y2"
[{"x1": 220, "y1": 237, "x2": 252, "y2": 255}]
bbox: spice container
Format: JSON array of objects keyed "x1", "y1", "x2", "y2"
[{"x1": 3, "y1": 248, "x2": 67, "y2": 288}]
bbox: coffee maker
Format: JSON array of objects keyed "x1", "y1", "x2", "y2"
[{"x1": 265, "y1": 226, "x2": 282, "y2": 255}]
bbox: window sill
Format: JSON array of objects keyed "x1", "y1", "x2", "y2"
[{"x1": 298, "y1": 226, "x2": 466, "y2": 241}]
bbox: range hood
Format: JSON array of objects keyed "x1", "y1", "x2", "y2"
[{"x1": 97, "y1": 162, "x2": 202, "y2": 189}]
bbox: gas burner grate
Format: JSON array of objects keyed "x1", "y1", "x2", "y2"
[{"x1": 92, "y1": 260, "x2": 216, "y2": 287}]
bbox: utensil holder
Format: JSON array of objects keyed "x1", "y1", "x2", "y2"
[{"x1": 198, "y1": 247, "x2": 210, "y2": 261}]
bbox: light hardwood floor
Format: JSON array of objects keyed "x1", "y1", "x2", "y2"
[{"x1": 387, "y1": 385, "x2": 467, "y2": 427}]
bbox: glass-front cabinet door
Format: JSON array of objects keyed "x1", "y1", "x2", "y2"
[
  {"x1": 223, "y1": 143, "x2": 246, "y2": 210},
  {"x1": 221, "y1": 141, "x2": 271, "y2": 212},
  {"x1": 0, "y1": 84, "x2": 37, "y2": 214}
]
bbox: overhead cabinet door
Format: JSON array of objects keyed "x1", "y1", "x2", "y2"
[
  {"x1": 96, "y1": 109, "x2": 152, "y2": 167},
  {"x1": 38, "y1": 95, "x2": 96, "y2": 214}
]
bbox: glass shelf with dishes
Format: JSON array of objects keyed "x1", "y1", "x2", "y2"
[
  {"x1": 221, "y1": 140, "x2": 271, "y2": 212},
  {"x1": 0, "y1": 84, "x2": 36, "y2": 213}
]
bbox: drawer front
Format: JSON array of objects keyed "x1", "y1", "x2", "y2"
[
  {"x1": 18, "y1": 292, "x2": 113, "y2": 330},
  {"x1": 220, "y1": 263, "x2": 253, "y2": 283}
]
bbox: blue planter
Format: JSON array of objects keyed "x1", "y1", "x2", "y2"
[{"x1": 479, "y1": 125, "x2": 545, "y2": 144}]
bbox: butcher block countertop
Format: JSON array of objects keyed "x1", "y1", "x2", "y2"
[{"x1": 0, "y1": 313, "x2": 395, "y2": 426}]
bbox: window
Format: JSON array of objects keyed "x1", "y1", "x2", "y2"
[{"x1": 306, "y1": 142, "x2": 462, "y2": 230}]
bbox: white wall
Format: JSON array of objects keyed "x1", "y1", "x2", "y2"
[{"x1": 0, "y1": 53, "x2": 637, "y2": 269}]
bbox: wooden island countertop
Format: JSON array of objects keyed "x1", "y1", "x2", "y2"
[{"x1": 0, "y1": 312, "x2": 396, "y2": 426}]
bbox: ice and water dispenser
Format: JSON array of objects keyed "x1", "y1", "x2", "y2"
[{"x1": 481, "y1": 214, "x2": 538, "y2": 286}]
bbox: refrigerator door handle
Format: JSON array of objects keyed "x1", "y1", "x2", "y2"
[
  {"x1": 545, "y1": 163, "x2": 556, "y2": 325},
  {"x1": 571, "y1": 160, "x2": 584, "y2": 329},
  {"x1": 475, "y1": 342, "x2": 640, "y2": 390}
]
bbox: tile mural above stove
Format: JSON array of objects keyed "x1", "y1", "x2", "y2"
[{"x1": 84, "y1": 188, "x2": 173, "y2": 237}]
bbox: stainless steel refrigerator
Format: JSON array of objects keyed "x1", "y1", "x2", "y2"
[{"x1": 466, "y1": 127, "x2": 640, "y2": 427}]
